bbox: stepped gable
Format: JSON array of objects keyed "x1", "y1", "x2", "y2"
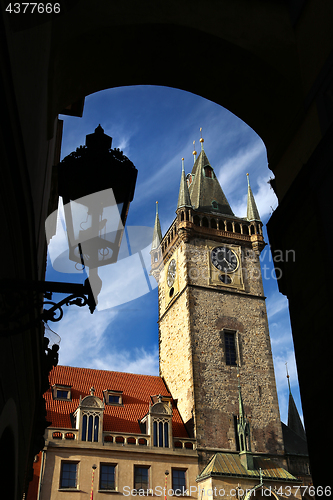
[{"x1": 45, "y1": 365, "x2": 188, "y2": 437}]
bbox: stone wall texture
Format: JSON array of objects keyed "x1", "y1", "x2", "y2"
[{"x1": 159, "y1": 233, "x2": 284, "y2": 468}]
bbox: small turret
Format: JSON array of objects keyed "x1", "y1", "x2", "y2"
[
  {"x1": 151, "y1": 201, "x2": 162, "y2": 251},
  {"x1": 188, "y1": 147, "x2": 234, "y2": 216},
  {"x1": 286, "y1": 363, "x2": 306, "y2": 440},
  {"x1": 177, "y1": 158, "x2": 192, "y2": 209},
  {"x1": 246, "y1": 173, "x2": 261, "y2": 222},
  {"x1": 237, "y1": 367, "x2": 253, "y2": 470},
  {"x1": 150, "y1": 202, "x2": 163, "y2": 282}
]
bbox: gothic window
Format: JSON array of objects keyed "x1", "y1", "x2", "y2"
[
  {"x1": 81, "y1": 415, "x2": 87, "y2": 441},
  {"x1": 224, "y1": 331, "x2": 237, "y2": 366},
  {"x1": 134, "y1": 466, "x2": 149, "y2": 491},
  {"x1": 81, "y1": 412, "x2": 99, "y2": 442},
  {"x1": 193, "y1": 215, "x2": 200, "y2": 226},
  {"x1": 60, "y1": 462, "x2": 78, "y2": 489},
  {"x1": 153, "y1": 419, "x2": 169, "y2": 447},
  {"x1": 211, "y1": 218, "x2": 217, "y2": 229},
  {"x1": 202, "y1": 217, "x2": 209, "y2": 228},
  {"x1": 100, "y1": 464, "x2": 116, "y2": 491}
]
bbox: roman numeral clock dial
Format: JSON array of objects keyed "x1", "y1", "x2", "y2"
[
  {"x1": 167, "y1": 258, "x2": 176, "y2": 287},
  {"x1": 211, "y1": 246, "x2": 238, "y2": 284}
]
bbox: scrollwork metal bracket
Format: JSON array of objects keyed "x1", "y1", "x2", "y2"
[{"x1": 0, "y1": 278, "x2": 96, "y2": 334}]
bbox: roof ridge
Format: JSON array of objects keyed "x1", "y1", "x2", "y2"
[{"x1": 54, "y1": 365, "x2": 163, "y2": 379}]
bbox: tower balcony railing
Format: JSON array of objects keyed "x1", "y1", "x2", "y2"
[
  {"x1": 160, "y1": 208, "x2": 263, "y2": 259},
  {"x1": 46, "y1": 427, "x2": 197, "y2": 452},
  {"x1": 173, "y1": 437, "x2": 196, "y2": 450},
  {"x1": 46, "y1": 427, "x2": 79, "y2": 442}
]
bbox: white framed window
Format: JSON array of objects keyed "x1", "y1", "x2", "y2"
[
  {"x1": 103, "y1": 390, "x2": 123, "y2": 406},
  {"x1": 52, "y1": 384, "x2": 71, "y2": 401}
]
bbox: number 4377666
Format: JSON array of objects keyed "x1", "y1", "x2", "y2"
[{"x1": 5, "y1": 3, "x2": 60, "y2": 13}]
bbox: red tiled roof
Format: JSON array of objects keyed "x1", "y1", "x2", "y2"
[{"x1": 45, "y1": 365, "x2": 189, "y2": 438}]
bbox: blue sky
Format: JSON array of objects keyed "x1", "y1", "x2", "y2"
[{"x1": 46, "y1": 85, "x2": 302, "y2": 426}]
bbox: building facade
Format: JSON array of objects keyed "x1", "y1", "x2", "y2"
[{"x1": 28, "y1": 366, "x2": 198, "y2": 500}]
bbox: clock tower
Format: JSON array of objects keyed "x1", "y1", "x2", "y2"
[{"x1": 150, "y1": 138, "x2": 284, "y2": 469}]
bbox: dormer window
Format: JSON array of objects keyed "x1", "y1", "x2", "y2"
[
  {"x1": 103, "y1": 390, "x2": 123, "y2": 406},
  {"x1": 211, "y1": 200, "x2": 218, "y2": 210},
  {"x1": 142, "y1": 394, "x2": 173, "y2": 448},
  {"x1": 186, "y1": 174, "x2": 193, "y2": 187},
  {"x1": 52, "y1": 384, "x2": 71, "y2": 401},
  {"x1": 204, "y1": 166, "x2": 214, "y2": 178}
]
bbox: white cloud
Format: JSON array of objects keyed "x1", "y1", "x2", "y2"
[
  {"x1": 230, "y1": 174, "x2": 277, "y2": 221},
  {"x1": 116, "y1": 135, "x2": 130, "y2": 154},
  {"x1": 91, "y1": 347, "x2": 159, "y2": 375},
  {"x1": 217, "y1": 141, "x2": 265, "y2": 194},
  {"x1": 266, "y1": 292, "x2": 289, "y2": 319},
  {"x1": 54, "y1": 306, "x2": 158, "y2": 376},
  {"x1": 252, "y1": 176, "x2": 278, "y2": 220},
  {"x1": 134, "y1": 150, "x2": 183, "y2": 205},
  {"x1": 55, "y1": 307, "x2": 118, "y2": 367}
]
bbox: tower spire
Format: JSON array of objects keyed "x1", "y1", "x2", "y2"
[
  {"x1": 151, "y1": 201, "x2": 162, "y2": 250},
  {"x1": 246, "y1": 173, "x2": 261, "y2": 222},
  {"x1": 177, "y1": 158, "x2": 192, "y2": 209},
  {"x1": 286, "y1": 363, "x2": 306, "y2": 440},
  {"x1": 188, "y1": 145, "x2": 234, "y2": 216},
  {"x1": 285, "y1": 362, "x2": 292, "y2": 395},
  {"x1": 236, "y1": 367, "x2": 253, "y2": 469},
  {"x1": 237, "y1": 366, "x2": 246, "y2": 425}
]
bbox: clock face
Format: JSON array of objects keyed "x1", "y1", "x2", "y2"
[
  {"x1": 211, "y1": 246, "x2": 238, "y2": 273},
  {"x1": 167, "y1": 259, "x2": 176, "y2": 288}
]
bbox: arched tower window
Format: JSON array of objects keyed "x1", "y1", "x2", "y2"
[
  {"x1": 204, "y1": 166, "x2": 214, "y2": 178},
  {"x1": 193, "y1": 215, "x2": 200, "y2": 226}
]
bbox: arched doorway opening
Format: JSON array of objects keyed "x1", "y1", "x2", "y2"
[{"x1": 49, "y1": 85, "x2": 299, "y2": 437}]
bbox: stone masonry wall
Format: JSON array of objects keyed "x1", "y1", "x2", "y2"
[
  {"x1": 159, "y1": 241, "x2": 196, "y2": 435},
  {"x1": 159, "y1": 233, "x2": 284, "y2": 466}
]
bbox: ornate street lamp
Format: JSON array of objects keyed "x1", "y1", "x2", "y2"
[
  {"x1": 0, "y1": 125, "x2": 137, "y2": 328},
  {"x1": 57, "y1": 125, "x2": 137, "y2": 269}
]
